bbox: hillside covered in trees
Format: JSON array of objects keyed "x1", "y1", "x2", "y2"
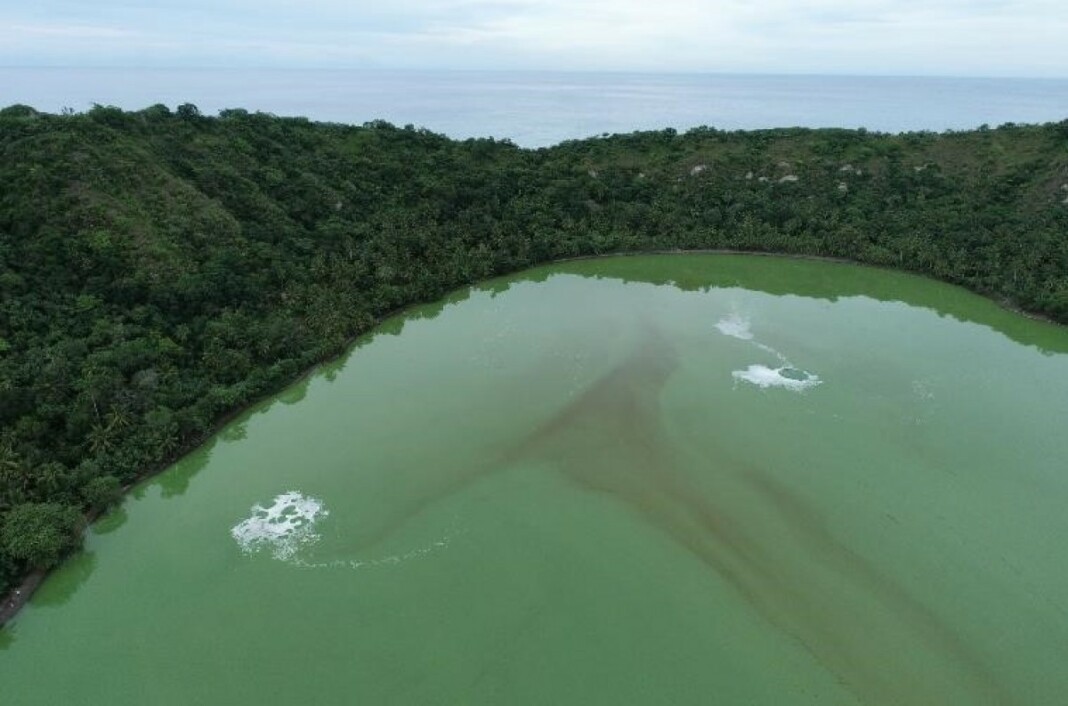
[{"x1": 1, "y1": 104, "x2": 1067, "y2": 605}]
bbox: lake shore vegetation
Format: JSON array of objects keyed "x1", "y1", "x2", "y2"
[{"x1": 1, "y1": 104, "x2": 1066, "y2": 615}]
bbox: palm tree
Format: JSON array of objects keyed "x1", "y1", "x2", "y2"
[
  {"x1": 34, "y1": 462, "x2": 67, "y2": 496},
  {"x1": 105, "y1": 406, "x2": 131, "y2": 432},
  {"x1": 0, "y1": 443, "x2": 29, "y2": 509},
  {"x1": 87, "y1": 423, "x2": 115, "y2": 455}
]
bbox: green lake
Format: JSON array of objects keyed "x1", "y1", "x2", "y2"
[{"x1": 2, "y1": 254, "x2": 1068, "y2": 705}]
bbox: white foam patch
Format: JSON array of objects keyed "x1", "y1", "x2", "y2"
[
  {"x1": 912, "y1": 379, "x2": 935, "y2": 401},
  {"x1": 733, "y1": 364, "x2": 822, "y2": 392},
  {"x1": 714, "y1": 313, "x2": 754, "y2": 340},
  {"x1": 231, "y1": 491, "x2": 328, "y2": 561},
  {"x1": 716, "y1": 314, "x2": 822, "y2": 391},
  {"x1": 291, "y1": 517, "x2": 465, "y2": 571},
  {"x1": 294, "y1": 533, "x2": 458, "y2": 571},
  {"x1": 755, "y1": 341, "x2": 790, "y2": 364}
]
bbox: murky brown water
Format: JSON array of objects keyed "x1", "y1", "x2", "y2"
[{"x1": 3, "y1": 255, "x2": 1067, "y2": 705}]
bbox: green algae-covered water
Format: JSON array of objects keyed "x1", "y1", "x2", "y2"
[{"x1": 3, "y1": 254, "x2": 1068, "y2": 705}]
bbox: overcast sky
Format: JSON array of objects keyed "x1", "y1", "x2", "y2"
[{"x1": 1, "y1": 0, "x2": 1066, "y2": 77}]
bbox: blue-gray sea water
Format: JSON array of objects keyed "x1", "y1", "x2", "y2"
[{"x1": 1, "y1": 68, "x2": 1066, "y2": 147}]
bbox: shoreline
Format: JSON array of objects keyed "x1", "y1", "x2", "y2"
[{"x1": 0, "y1": 247, "x2": 1062, "y2": 629}]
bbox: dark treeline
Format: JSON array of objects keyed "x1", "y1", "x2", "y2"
[{"x1": 1, "y1": 103, "x2": 1067, "y2": 601}]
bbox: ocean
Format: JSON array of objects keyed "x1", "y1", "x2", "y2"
[{"x1": 1, "y1": 68, "x2": 1066, "y2": 147}]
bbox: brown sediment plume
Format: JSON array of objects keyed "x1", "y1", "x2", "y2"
[{"x1": 347, "y1": 325, "x2": 1010, "y2": 705}]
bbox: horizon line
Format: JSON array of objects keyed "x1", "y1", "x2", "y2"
[{"x1": 1, "y1": 65, "x2": 1067, "y2": 82}]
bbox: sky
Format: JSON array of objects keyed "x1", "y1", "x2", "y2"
[{"x1": 1, "y1": 0, "x2": 1067, "y2": 77}]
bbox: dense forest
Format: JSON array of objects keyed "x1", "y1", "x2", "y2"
[{"x1": 1, "y1": 104, "x2": 1067, "y2": 606}]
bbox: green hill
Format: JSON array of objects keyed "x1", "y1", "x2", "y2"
[{"x1": 1, "y1": 104, "x2": 1067, "y2": 602}]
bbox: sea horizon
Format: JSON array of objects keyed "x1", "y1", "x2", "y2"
[
  {"x1": 2, "y1": 67, "x2": 1067, "y2": 147},
  {"x1": 7, "y1": 65, "x2": 1068, "y2": 78}
]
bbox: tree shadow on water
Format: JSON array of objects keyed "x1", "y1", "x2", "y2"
[
  {"x1": 92, "y1": 506, "x2": 128, "y2": 535},
  {"x1": 29, "y1": 551, "x2": 97, "y2": 609},
  {"x1": 149, "y1": 442, "x2": 215, "y2": 500},
  {"x1": 552, "y1": 254, "x2": 1068, "y2": 356},
  {"x1": 276, "y1": 376, "x2": 312, "y2": 406}
]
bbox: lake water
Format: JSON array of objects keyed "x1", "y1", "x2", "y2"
[
  {"x1": 2, "y1": 255, "x2": 1067, "y2": 705},
  {"x1": 1, "y1": 69, "x2": 1067, "y2": 146}
]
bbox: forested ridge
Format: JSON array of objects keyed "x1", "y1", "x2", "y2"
[{"x1": 1, "y1": 103, "x2": 1067, "y2": 605}]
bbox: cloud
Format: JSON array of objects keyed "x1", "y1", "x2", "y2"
[
  {"x1": 386, "y1": 0, "x2": 1068, "y2": 75},
  {"x1": 1, "y1": 0, "x2": 1066, "y2": 75},
  {"x1": 5, "y1": 23, "x2": 135, "y2": 38}
]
